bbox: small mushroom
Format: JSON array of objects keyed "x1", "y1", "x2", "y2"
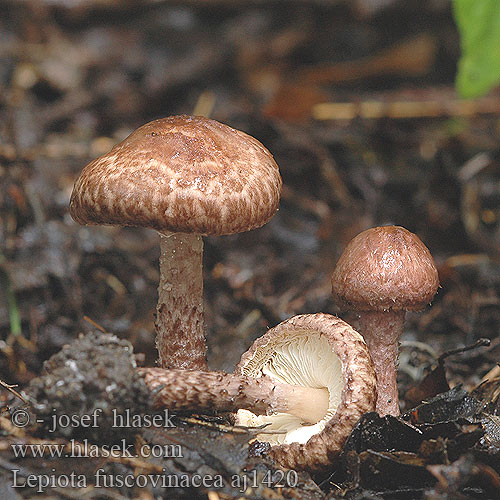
[
  {"x1": 235, "y1": 313, "x2": 376, "y2": 471},
  {"x1": 330, "y1": 226, "x2": 439, "y2": 416},
  {"x1": 70, "y1": 115, "x2": 282, "y2": 370}
]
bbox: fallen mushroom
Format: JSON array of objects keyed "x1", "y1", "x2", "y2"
[
  {"x1": 141, "y1": 368, "x2": 330, "y2": 425},
  {"x1": 331, "y1": 226, "x2": 439, "y2": 416},
  {"x1": 234, "y1": 313, "x2": 376, "y2": 470},
  {"x1": 139, "y1": 313, "x2": 375, "y2": 471},
  {"x1": 70, "y1": 115, "x2": 282, "y2": 370}
]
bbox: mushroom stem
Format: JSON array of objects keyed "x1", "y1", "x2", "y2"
[
  {"x1": 140, "y1": 367, "x2": 330, "y2": 424},
  {"x1": 156, "y1": 232, "x2": 208, "y2": 370},
  {"x1": 357, "y1": 310, "x2": 405, "y2": 416}
]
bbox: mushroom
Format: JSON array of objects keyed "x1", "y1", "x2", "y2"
[
  {"x1": 70, "y1": 115, "x2": 282, "y2": 370},
  {"x1": 141, "y1": 368, "x2": 330, "y2": 425},
  {"x1": 235, "y1": 313, "x2": 376, "y2": 471},
  {"x1": 140, "y1": 313, "x2": 376, "y2": 471},
  {"x1": 330, "y1": 226, "x2": 439, "y2": 416}
]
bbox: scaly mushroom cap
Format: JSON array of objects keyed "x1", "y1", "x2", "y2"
[
  {"x1": 235, "y1": 313, "x2": 376, "y2": 471},
  {"x1": 70, "y1": 115, "x2": 282, "y2": 235},
  {"x1": 331, "y1": 226, "x2": 439, "y2": 312}
]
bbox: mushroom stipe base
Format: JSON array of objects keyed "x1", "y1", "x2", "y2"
[{"x1": 156, "y1": 232, "x2": 207, "y2": 370}]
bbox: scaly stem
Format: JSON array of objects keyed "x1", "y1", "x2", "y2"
[
  {"x1": 141, "y1": 368, "x2": 330, "y2": 423},
  {"x1": 357, "y1": 310, "x2": 405, "y2": 416},
  {"x1": 156, "y1": 232, "x2": 208, "y2": 370}
]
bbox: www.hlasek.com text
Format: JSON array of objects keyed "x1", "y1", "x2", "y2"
[{"x1": 11, "y1": 439, "x2": 182, "y2": 459}]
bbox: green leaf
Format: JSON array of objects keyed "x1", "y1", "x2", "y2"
[{"x1": 453, "y1": 0, "x2": 500, "y2": 98}]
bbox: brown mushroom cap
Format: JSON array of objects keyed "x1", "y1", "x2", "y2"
[
  {"x1": 235, "y1": 313, "x2": 376, "y2": 471},
  {"x1": 331, "y1": 226, "x2": 439, "y2": 312},
  {"x1": 69, "y1": 115, "x2": 282, "y2": 235}
]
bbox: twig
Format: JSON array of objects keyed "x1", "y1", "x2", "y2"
[
  {"x1": 299, "y1": 34, "x2": 437, "y2": 85},
  {"x1": 0, "y1": 257, "x2": 22, "y2": 338},
  {"x1": 0, "y1": 380, "x2": 28, "y2": 404},
  {"x1": 480, "y1": 364, "x2": 500, "y2": 384},
  {"x1": 458, "y1": 153, "x2": 492, "y2": 183},
  {"x1": 83, "y1": 315, "x2": 108, "y2": 333},
  {"x1": 192, "y1": 90, "x2": 215, "y2": 118},
  {"x1": 312, "y1": 90, "x2": 500, "y2": 121},
  {"x1": 182, "y1": 416, "x2": 283, "y2": 435},
  {"x1": 438, "y1": 338, "x2": 490, "y2": 363}
]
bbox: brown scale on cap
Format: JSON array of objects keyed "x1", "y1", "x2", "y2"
[
  {"x1": 331, "y1": 226, "x2": 439, "y2": 416},
  {"x1": 70, "y1": 115, "x2": 281, "y2": 235},
  {"x1": 70, "y1": 115, "x2": 282, "y2": 370},
  {"x1": 331, "y1": 225, "x2": 439, "y2": 312}
]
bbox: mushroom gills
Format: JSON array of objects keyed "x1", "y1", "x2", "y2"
[{"x1": 236, "y1": 330, "x2": 344, "y2": 445}]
